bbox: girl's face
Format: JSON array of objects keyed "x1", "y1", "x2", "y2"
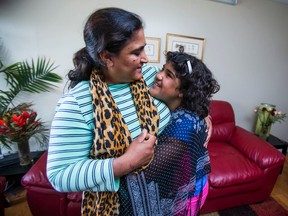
[
  {"x1": 103, "y1": 28, "x2": 148, "y2": 84},
  {"x1": 150, "y1": 62, "x2": 183, "y2": 111}
]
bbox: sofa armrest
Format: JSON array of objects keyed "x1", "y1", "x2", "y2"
[
  {"x1": 229, "y1": 126, "x2": 285, "y2": 169},
  {"x1": 22, "y1": 151, "x2": 54, "y2": 189}
]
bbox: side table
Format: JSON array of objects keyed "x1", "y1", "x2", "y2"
[
  {"x1": 0, "y1": 151, "x2": 45, "y2": 176},
  {"x1": 266, "y1": 134, "x2": 288, "y2": 156},
  {"x1": 266, "y1": 134, "x2": 287, "y2": 174}
]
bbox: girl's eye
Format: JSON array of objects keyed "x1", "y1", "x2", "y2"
[{"x1": 167, "y1": 73, "x2": 172, "y2": 78}]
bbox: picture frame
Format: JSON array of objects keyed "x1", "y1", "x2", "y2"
[
  {"x1": 166, "y1": 33, "x2": 206, "y2": 60},
  {"x1": 145, "y1": 37, "x2": 161, "y2": 63}
]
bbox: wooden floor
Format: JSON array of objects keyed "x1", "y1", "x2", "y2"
[
  {"x1": 271, "y1": 154, "x2": 288, "y2": 210},
  {"x1": 4, "y1": 155, "x2": 288, "y2": 216}
]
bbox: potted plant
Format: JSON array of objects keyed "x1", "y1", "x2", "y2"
[
  {"x1": 254, "y1": 103, "x2": 287, "y2": 140},
  {"x1": 0, "y1": 58, "x2": 62, "y2": 165}
]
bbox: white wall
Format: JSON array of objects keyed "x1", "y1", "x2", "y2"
[{"x1": 1, "y1": 0, "x2": 288, "y2": 144}]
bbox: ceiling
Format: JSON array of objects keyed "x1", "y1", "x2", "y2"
[
  {"x1": 211, "y1": 0, "x2": 288, "y2": 5},
  {"x1": 272, "y1": 0, "x2": 288, "y2": 4}
]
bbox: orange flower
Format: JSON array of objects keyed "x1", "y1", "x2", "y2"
[
  {"x1": 0, "y1": 120, "x2": 8, "y2": 134},
  {"x1": 0, "y1": 120, "x2": 6, "y2": 126},
  {"x1": 0, "y1": 105, "x2": 49, "y2": 148},
  {"x1": 11, "y1": 114, "x2": 20, "y2": 126}
]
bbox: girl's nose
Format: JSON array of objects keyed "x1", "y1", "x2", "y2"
[{"x1": 156, "y1": 72, "x2": 163, "y2": 80}]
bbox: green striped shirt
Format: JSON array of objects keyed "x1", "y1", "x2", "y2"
[{"x1": 47, "y1": 64, "x2": 171, "y2": 192}]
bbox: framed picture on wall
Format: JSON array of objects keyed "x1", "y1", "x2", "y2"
[
  {"x1": 166, "y1": 33, "x2": 205, "y2": 60},
  {"x1": 145, "y1": 37, "x2": 161, "y2": 63}
]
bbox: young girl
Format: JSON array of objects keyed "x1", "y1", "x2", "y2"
[{"x1": 125, "y1": 49, "x2": 220, "y2": 216}]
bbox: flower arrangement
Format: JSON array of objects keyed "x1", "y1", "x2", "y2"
[
  {"x1": 0, "y1": 57, "x2": 62, "y2": 147},
  {"x1": 0, "y1": 55, "x2": 62, "y2": 165},
  {"x1": 0, "y1": 103, "x2": 49, "y2": 148},
  {"x1": 254, "y1": 103, "x2": 287, "y2": 140}
]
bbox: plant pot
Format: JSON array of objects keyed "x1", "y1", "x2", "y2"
[
  {"x1": 17, "y1": 140, "x2": 32, "y2": 166},
  {"x1": 254, "y1": 103, "x2": 275, "y2": 140},
  {"x1": 256, "y1": 123, "x2": 272, "y2": 140}
]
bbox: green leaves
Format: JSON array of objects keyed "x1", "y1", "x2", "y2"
[{"x1": 0, "y1": 58, "x2": 62, "y2": 114}]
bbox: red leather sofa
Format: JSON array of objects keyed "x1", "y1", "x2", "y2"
[
  {"x1": 21, "y1": 153, "x2": 81, "y2": 216},
  {"x1": 200, "y1": 100, "x2": 285, "y2": 213},
  {"x1": 21, "y1": 100, "x2": 286, "y2": 215},
  {"x1": 0, "y1": 176, "x2": 7, "y2": 216}
]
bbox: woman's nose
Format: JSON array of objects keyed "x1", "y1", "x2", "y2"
[{"x1": 141, "y1": 50, "x2": 148, "y2": 63}]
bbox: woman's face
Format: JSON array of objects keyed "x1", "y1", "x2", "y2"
[
  {"x1": 104, "y1": 28, "x2": 148, "y2": 84},
  {"x1": 149, "y1": 62, "x2": 183, "y2": 110}
]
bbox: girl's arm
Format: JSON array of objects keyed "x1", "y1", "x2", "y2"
[{"x1": 204, "y1": 115, "x2": 212, "y2": 148}]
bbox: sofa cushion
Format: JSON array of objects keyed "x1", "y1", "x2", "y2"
[
  {"x1": 208, "y1": 141, "x2": 264, "y2": 188},
  {"x1": 211, "y1": 123, "x2": 235, "y2": 142},
  {"x1": 209, "y1": 100, "x2": 236, "y2": 142},
  {"x1": 207, "y1": 177, "x2": 263, "y2": 199}
]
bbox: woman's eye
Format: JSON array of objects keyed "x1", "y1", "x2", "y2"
[
  {"x1": 133, "y1": 51, "x2": 141, "y2": 56},
  {"x1": 133, "y1": 49, "x2": 143, "y2": 56}
]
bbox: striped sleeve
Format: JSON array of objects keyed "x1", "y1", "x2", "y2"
[
  {"x1": 46, "y1": 82, "x2": 120, "y2": 192},
  {"x1": 142, "y1": 64, "x2": 160, "y2": 89}
]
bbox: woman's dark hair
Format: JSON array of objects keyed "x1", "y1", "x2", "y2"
[
  {"x1": 67, "y1": 7, "x2": 144, "y2": 88},
  {"x1": 166, "y1": 49, "x2": 220, "y2": 118}
]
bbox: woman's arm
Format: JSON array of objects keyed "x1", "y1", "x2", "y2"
[
  {"x1": 47, "y1": 91, "x2": 119, "y2": 192},
  {"x1": 47, "y1": 83, "x2": 157, "y2": 192}
]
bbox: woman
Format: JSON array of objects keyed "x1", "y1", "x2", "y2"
[
  {"x1": 126, "y1": 49, "x2": 220, "y2": 216},
  {"x1": 47, "y1": 7, "x2": 211, "y2": 215},
  {"x1": 47, "y1": 7, "x2": 171, "y2": 215}
]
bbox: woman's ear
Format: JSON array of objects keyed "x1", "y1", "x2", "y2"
[
  {"x1": 179, "y1": 91, "x2": 184, "y2": 99},
  {"x1": 99, "y1": 51, "x2": 113, "y2": 67}
]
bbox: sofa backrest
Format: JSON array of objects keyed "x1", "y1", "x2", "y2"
[{"x1": 209, "y1": 100, "x2": 236, "y2": 142}]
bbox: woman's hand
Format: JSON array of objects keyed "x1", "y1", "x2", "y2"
[
  {"x1": 112, "y1": 129, "x2": 156, "y2": 177},
  {"x1": 204, "y1": 115, "x2": 212, "y2": 148}
]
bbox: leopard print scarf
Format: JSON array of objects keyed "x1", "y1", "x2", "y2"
[{"x1": 82, "y1": 69, "x2": 159, "y2": 215}]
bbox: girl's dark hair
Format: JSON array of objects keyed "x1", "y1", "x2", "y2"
[
  {"x1": 67, "y1": 7, "x2": 144, "y2": 88},
  {"x1": 166, "y1": 49, "x2": 220, "y2": 118}
]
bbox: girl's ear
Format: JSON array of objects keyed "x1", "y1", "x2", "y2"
[
  {"x1": 179, "y1": 92, "x2": 184, "y2": 99},
  {"x1": 99, "y1": 51, "x2": 113, "y2": 67}
]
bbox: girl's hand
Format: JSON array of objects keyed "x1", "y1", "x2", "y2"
[{"x1": 204, "y1": 115, "x2": 212, "y2": 148}]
